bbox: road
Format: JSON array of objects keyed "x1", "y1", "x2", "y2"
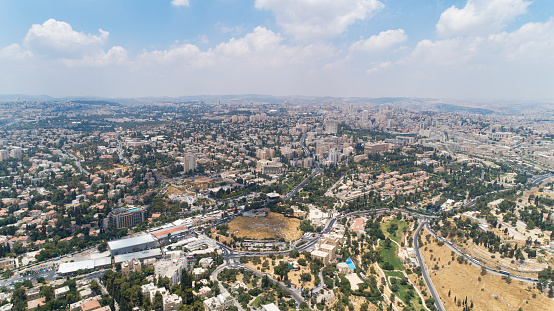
[
  {"x1": 62, "y1": 145, "x2": 90, "y2": 175},
  {"x1": 425, "y1": 223, "x2": 539, "y2": 284},
  {"x1": 211, "y1": 258, "x2": 305, "y2": 305},
  {"x1": 527, "y1": 172, "x2": 553, "y2": 185},
  {"x1": 283, "y1": 132, "x2": 322, "y2": 201},
  {"x1": 413, "y1": 221, "x2": 445, "y2": 311},
  {"x1": 210, "y1": 264, "x2": 247, "y2": 311}
]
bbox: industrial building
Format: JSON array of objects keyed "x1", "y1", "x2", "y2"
[
  {"x1": 113, "y1": 248, "x2": 162, "y2": 263},
  {"x1": 108, "y1": 235, "x2": 157, "y2": 256},
  {"x1": 57, "y1": 257, "x2": 112, "y2": 275}
]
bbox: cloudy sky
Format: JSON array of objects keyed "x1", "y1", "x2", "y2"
[{"x1": 0, "y1": 0, "x2": 553, "y2": 100}]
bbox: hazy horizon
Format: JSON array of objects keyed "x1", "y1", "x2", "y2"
[{"x1": 1, "y1": 0, "x2": 554, "y2": 100}]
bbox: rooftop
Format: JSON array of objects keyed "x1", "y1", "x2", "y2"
[
  {"x1": 107, "y1": 234, "x2": 155, "y2": 251},
  {"x1": 114, "y1": 248, "x2": 162, "y2": 263},
  {"x1": 81, "y1": 299, "x2": 101, "y2": 311}
]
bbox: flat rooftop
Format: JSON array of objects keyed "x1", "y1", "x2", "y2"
[
  {"x1": 108, "y1": 234, "x2": 156, "y2": 251},
  {"x1": 114, "y1": 248, "x2": 162, "y2": 263}
]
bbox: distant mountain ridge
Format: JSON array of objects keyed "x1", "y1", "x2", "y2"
[{"x1": 1, "y1": 94, "x2": 552, "y2": 115}]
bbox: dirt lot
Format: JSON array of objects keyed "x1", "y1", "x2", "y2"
[
  {"x1": 209, "y1": 232, "x2": 233, "y2": 245},
  {"x1": 421, "y1": 232, "x2": 554, "y2": 311},
  {"x1": 228, "y1": 212, "x2": 303, "y2": 241},
  {"x1": 166, "y1": 186, "x2": 191, "y2": 195}
]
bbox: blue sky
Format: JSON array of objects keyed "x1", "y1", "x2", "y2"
[{"x1": 0, "y1": 0, "x2": 553, "y2": 100}]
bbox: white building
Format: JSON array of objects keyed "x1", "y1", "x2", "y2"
[
  {"x1": 203, "y1": 292, "x2": 234, "y2": 311},
  {"x1": 261, "y1": 303, "x2": 281, "y2": 311},
  {"x1": 155, "y1": 257, "x2": 187, "y2": 285},
  {"x1": 183, "y1": 153, "x2": 197, "y2": 172},
  {"x1": 10, "y1": 148, "x2": 22, "y2": 159},
  {"x1": 163, "y1": 293, "x2": 182, "y2": 311}
]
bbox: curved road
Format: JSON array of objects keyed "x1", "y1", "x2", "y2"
[
  {"x1": 413, "y1": 221, "x2": 445, "y2": 311},
  {"x1": 424, "y1": 223, "x2": 538, "y2": 284},
  {"x1": 211, "y1": 261, "x2": 304, "y2": 304}
]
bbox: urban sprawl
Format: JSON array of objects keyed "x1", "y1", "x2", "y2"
[{"x1": 0, "y1": 99, "x2": 553, "y2": 311}]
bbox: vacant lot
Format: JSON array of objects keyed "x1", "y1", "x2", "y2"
[
  {"x1": 166, "y1": 186, "x2": 191, "y2": 195},
  {"x1": 421, "y1": 231, "x2": 554, "y2": 311},
  {"x1": 228, "y1": 212, "x2": 303, "y2": 241}
]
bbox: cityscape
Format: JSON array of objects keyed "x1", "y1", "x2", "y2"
[{"x1": 1, "y1": 1, "x2": 554, "y2": 311}]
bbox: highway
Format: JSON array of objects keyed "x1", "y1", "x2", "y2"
[
  {"x1": 527, "y1": 172, "x2": 553, "y2": 185},
  {"x1": 413, "y1": 221, "x2": 445, "y2": 311},
  {"x1": 424, "y1": 223, "x2": 539, "y2": 284}
]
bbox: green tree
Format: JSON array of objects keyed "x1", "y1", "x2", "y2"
[
  {"x1": 11, "y1": 287, "x2": 27, "y2": 311},
  {"x1": 40, "y1": 285, "x2": 55, "y2": 302},
  {"x1": 153, "y1": 291, "x2": 163, "y2": 311}
]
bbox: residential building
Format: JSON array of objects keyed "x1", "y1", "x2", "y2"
[
  {"x1": 103, "y1": 206, "x2": 147, "y2": 229},
  {"x1": 203, "y1": 292, "x2": 234, "y2": 311}
]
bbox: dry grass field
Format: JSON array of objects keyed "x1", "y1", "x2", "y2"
[
  {"x1": 166, "y1": 186, "x2": 191, "y2": 195},
  {"x1": 421, "y1": 232, "x2": 554, "y2": 311},
  {"x1": 228, "y1": 212, "x2": 303, "y2": 241}
]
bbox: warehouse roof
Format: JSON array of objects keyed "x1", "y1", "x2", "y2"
[
  {"x1": 114, "y1": 248, "x2": 162, "y2": 263},
  {"x1": 108, "y1": 234, "x2": 156, "y2": 251},
  {"x1": 58, "y1": 260, "x2": 95, "y2": 274},
  {"x1": 151, "y1": 225, "x2": 188, "y2": 238}
]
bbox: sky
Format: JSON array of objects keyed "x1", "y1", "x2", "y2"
[{"x1": 0, "y1": 0, "x2": 553, "y2": 100}]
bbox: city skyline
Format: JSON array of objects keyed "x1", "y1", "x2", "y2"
[{"x1": 1, "y1": 0, "x2": 554, "y2": 100}]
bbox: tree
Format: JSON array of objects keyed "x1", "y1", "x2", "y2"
[
  {"x1": 425, "y1": 298, "x2": 435, "y2": 309},
  {"x1": 40, "y1": 285, "x2": 54, "y2": 302},
  {"x1": 90, "y1": 280, "x2": 101, "y2": 295},
  {"x1": 388, "y1": 222, "x2": 399, "y2": 236},
  {"x1": 300, "y1": 273, "x2": 312, "y2": 282},
  {"x1": 153, "y1": 291, "x2": 163, "y2": 311},
  {"x1": 97, "y1": 241, "x2": 108, "y2": 252},
  {"x1": 2, "y1": 269, "x2": 13, "y2": 278},
  {"x1": 274, "y1": 262, "x2": 290, "y2": 281},
  {"x1": 11, "y1": 287, "x2": 27, "y2": 311},
  {"x1": 289, "y1": 250, "x2": 300, "y2": 258}
]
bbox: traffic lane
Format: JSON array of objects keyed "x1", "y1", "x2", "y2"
[
  {"x1": 413, "y1": 222, "x2": 445, "y2": 311},
  {"x1": 424, "y1": 225, "x2": 538, "y2": 284}
]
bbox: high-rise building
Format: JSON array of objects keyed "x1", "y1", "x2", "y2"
[
  {"x1": 329, "y1": 148, "x2": 340, "y2": 164},
  {"x1": 0, "y1": 150, "x2": 9, "y2": 161},
  {"x1": 324, "y1": 120, "x2": 338, "y2": 134},
  {"x1": 104, "y1": 206, "x2": 147, "y2": 229},
  {"x1": 183, "y1": 153, "x2": 196, "y2": 172},
  {"x1": 362, "y1": 110, "x2": 369, "y2": 124},
  {"x1": 10, "y1": 148, "x2": 22, "y2": 159}
]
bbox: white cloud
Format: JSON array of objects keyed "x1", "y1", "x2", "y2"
[
  {"x1": 23, "y1": 19, "x2": 109, "y2": 58},
  {"x1": 0, "y1": 19, "x2": 127, "y2": 67},
  {"x1": 64, "y1": 46, "x2": 129, "y2": 67},
  {"x1": 137, "y1": 26, "x2": 337, "y2": 69},
  {"x1": 366, "y1": 61, "x2": 392, "y2": 74},
  {"x1": 0, "y1": 44, "x2": 33, "y2": 59},
  {"x1": 171, "y1": 0, "x2": 189, "y2": 7},
  {"x1": 137, "y1": 43, "x2": 211, "y2": 68},
  {"x1": 351, "y1": 29, "x2": 407, "y2": 51},
  {"x1": 436, "y1": 0, "x2": 531, "y2": 37},
  {"x1": 255, "y1": 0, "x2": 384, "y2": 39},
  {"x1": 198, "y1": 35, "x2": 209, "y2": 44},
  {"x1": 489, "y1": 18, "x2": 554, "y2": 63}
]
